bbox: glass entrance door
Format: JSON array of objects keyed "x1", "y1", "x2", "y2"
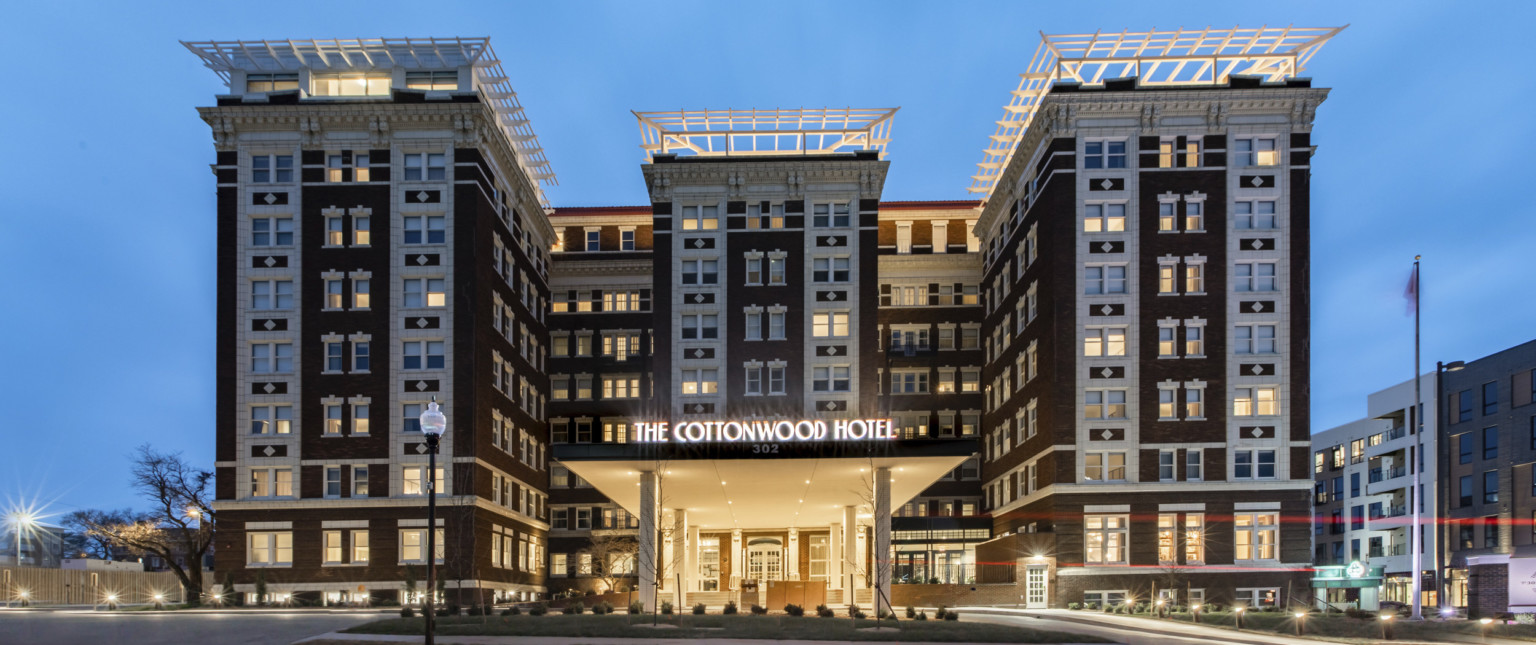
[
  {"x1": 1025, "y1": 565, "x2": 1048, "y2": 608},
  {"x1": 747, "y1": 538, "x2": 783, "y2": 581},
  {"x1": 698, "y1": 537, "x2": 720, "y2": 591}
]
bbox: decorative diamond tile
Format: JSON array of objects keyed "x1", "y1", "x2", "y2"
[
  {"x1": 263, "y1": 446, "x2": 275, "y2": 457},
  {"x1": 693, "y1": 404, "x2": 705, "y2": 413},
  {"x1": 263, "y1": 193, "x2": 277, "y2": 204},
  {"x1": 693, "y1": 349, "x2": 706, "y2": 358},
  {"x1": 1250, "y1": 176, "x2": 1265, "y2": 187},
  {"x1": 826, "y1": 402, "x2": 837, "y2": 411},
  {"x1": 1251, "y1": 427, "x2": 1264, "y2": 438},
  {"x1": 693, "y1": 294, "x2": 705, "y2": 303},
  {"x1": 416, "y1": 443, "x2": 428, "y2": 454},
  {"x1": 1100, "y1": 242, "x2": 1113, "y2": 252},
  {"x1": 263, "y1": 383, "x2": 276, "y2": 394},
  {"x1": 417, "y1": 255, "x2": 429, "y2": 265},
  {"x1": 1100, "y1": 179, "x2": 1114, "y2": 190},
  {"x1": 826, "y1": 292, "x2": 839, "y2": 300},
  {"x1": 263, "y1": 320, "x2": 276, "y2": 330},
  {"x1": 1250, "y1": 239, "x2": 1264, "y2": 250},
  {"x1": 1100, "y1": 429, "x2": 1113, "y2": 440},
  {"x1": 416, "y1": 381, "x2": 429, "y2": 391},
  {"x1": 1100, "y1": 367, "x2": 1113, "y2": 378},
  {"x1": 825, "y1": 347, "x2": 838, "y2": 356},
  {"x1": 1250, "y1": 302, "x2": 1265, "y2": 312},
  {"x1": 264, "y1": 256, "x2": 277, "y2": 267},
  {"x1": 1250, "y1": 365, "x2": 1266, "y2": 375},
  {"x1": 693, "y1": 239, "x2": 706, "y2": 248},
  {"x1": 1100, "y1": 305, "x2": 1114, "y2": 315},
  {"x1": 417, "y1": 318, "x2": 429, "y2": 328},
  {"x1": 416, "y1": 191, "x2": 430, "y2": 202}
]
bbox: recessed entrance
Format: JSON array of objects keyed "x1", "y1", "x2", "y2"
[{"x1": 747, "y1": 538, "x2": 783, "y2": 582}]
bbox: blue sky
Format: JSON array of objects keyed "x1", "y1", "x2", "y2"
[{"x1": 2, "y1": 1, "x2": 1533, "y2": 516}]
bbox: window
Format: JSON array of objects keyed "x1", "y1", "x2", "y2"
[
  {"x1": 250, "y1": 405, "x2": 293, "y2": 435},
  {"x1": 402, "y1": 278, "x2": 446, "y2": 308},
  {"x1": 403, "y1": 215, "x2": 446, "y2": 244},
  {"x1": 1084, "y1": 452, "x2": 1126, "y2": 482},
  {"x1": 1484, "y1": 426, "x2": 1499, "y2": 460},
  {"x1": 1157, "y1": 514, "x2": 1177, "y2": 564},
  {"x1": 748, "y1": 202, "x2": 785, "y2": 229},
  {"x1": 1184, "y1": 324, "x2": 1204, "y2": 357},
  {"x1": 812, "y1": 202, "x2": 851, "y2": 227},
  {"x1": 252, "y1": 216, "x2": 293, "y2": 247},
  {"x1": 1158, "y1": 202, "x2": 1177, "y2": 232},
  {"x1": 768, "y1": 366, "x2": 786, "y2": 395},
  {"x1": 1459, "y1": 474, "x2": 1473, "y2": 507},
  {"x1": 1457, "y1": 389, "x2": 1474, "y2": 422},
  {"x1": 352, "y1": 465, "x2": 369, "y2": 497},
  {"x1": 251, "y1": 342, "x2": 293, "y2": 374},
  {"x1": 251, "y1": 280, "x2": 294, "y2": 310},
  {"x1": 744, "y1": 311, "x2": 762, "y2": 340},
  {"x1": 323, "y1": 341, "x2": 344, "y2": 372},
  {"x1": 324, "y1": 467, "x2": 342, "y2": 497},
  {"x1": 1485, "y1": 471, "x2": 1499, "y2": 504},
  {"x1": 405, "y1": 70, "x2": 458, "y2": 90},
  {"x1": 402, "y1": 341, "x2": 445, "y2": 370},
  {"x1": 399, "y1": 528, "x2": 445, "y2": 564},
  {"x1": 1234, "y1": 200, "x2": 1277, "y2": 230},
  {"x1": 245, "y1": 73, "x2": 299, "y2": 93},
  {"x1": 1084, "y1": 515, "x2": 1128, "y2": 564},
  {"x1": 620, "y1": 229, "x2": 636, "y2": 250},
  {"x1": 813, "y1": 366, "x2": 851, "y2": 392},
  {"x1": 744, "y1": 366, "x2": 762, "y2": 395},
  {"x1": 1485, "y1": 516, "x2": 1500, "y2": 548},
  {"x1": 812, "y1": 312, "x2": 849, "y2": 338},
  {"x1": 1186, "y1": 386, "x2": 1205, "y2": 419},
  {"x1": 1184, "y1": 262, "x2": 1204, "y2": 293},
  {"x1": 1085, "y1": 390, "x2": 1127, "y2": 419},
  {"x1": 1234, "y1": 513, "x2": 1278, "y2": 561},
  {"x1": 1234, "y1": 262, "x2": 1277, "y2": 292},
  {"x1": 682, "y1": 205, "x2": 719, "y2": 230},
  {"x1": 1083, "y1": 203, "x2": 1126, "y2": 233},
  {"x1": 324, "y1": 215, "x2": 345, "y2": 246},
  {"x1": 891, "y1": 370, "x2": 929, "y2": 394},
  {"x1": 1184, "y1": 514, "x2": 1206, "y2": 564},
  {"x1": 682, "y1": 259, "x2": 719, "y2": 285},
  {"x1": 402, "y1": 466, "x2": 445, "y2": 496},
  {"x1": 681, "y1": 369, "x2": 718, "y2": 395},
  {"x1": 350, "y1": 341, "x2": 370, "y2": 372},
  {"x1": 249, "y1": 468, "x2": 293, "y2": 498},
  {"x1": 323, "y1": 279, "x2": 344, "y2": 309},
  {"x1": 961, "y1": 368, "x2": 980, "y2": 393},
  {"x1": 1158, "y1": 388, "x2": 1177, "y2": 420},
  {"x1": 1234, "y1": 137, "x2": 1278, "y2": 166},
  {"x1": 602, "y1": 376, "x2": 639, "y2": 399},
  {"x1": 251, "y1": 154, "x2": 293, "y2": 183},
  {"x1": 1234, "y1": 450, "x2": 1277, "y2": 479},
  {"x1": 1234, "y1": 387, "x2": 1279, "y2": 416},
  {"x1": 585, "y1": 230, "x2": 600, "y2": 251},
  {"x1": 247, "y1": 532, "x2": 292, "y2": 566},
  {"x1": 323, "y1": 404, "x2": 342, "y2": 435},
  {"x1": 1158, "y1": 264, "x2": 1177, "y2": 295},
  {"x1": 352, "y1": 278, "x2": 370, "y2": 309},
  {"x1": 1084, "y1": 140, "x2": 1127, "y2": 169},
  {"x1": 1186, "y1": 450, "x2": 1203, "y2": 481},
  {"x1": 745, "y1": 256, "x2": 762, "y2": 284},
  {"x1": 1459, "y1": 433, "x2": 1473, "y2": 464},
  {"x1": 812, "y1": 257, "x2": 850, "y2": 282},
  {"x1": 351, "y1": 530, "x2": 370, "y2": 564},
  {"x1": 1085, "y1": 265, "x2": 1127, "y2": 295},
  {"x1": 1158, "y1": 452, "x2": 1176, "y2": 481},
  {"x1": 402, "y1": 153, "x2": 446, "y2": 181},
  {"x1": 312, "y1": 72, "x2": 392, "y2": 96},
  {"x1": 1235, "y1": 325, "x2": 1277, "y2": 354},
  {"x1": 1484, "y1": 381, "x2": 1500, "y2": 415},
  {"x1": 1083, "y1": 328, "x2": 1126, "y2": 357},
  {"x1": 769, "y1": 311, "x2": 786, "y2": 340},
  {"x1": 681, "y1": 314, "x2": 719, "y2": 340},
  {"x1": 1158, "y1": 326, "x2": 1176, "y2": 357}
]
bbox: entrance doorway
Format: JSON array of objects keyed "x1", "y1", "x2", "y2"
[
  {"x1": 747, "y1": 538, "x2": 783, "y2": 582},
  {"x1": 1025, "y1": 565, "x2": 1048, "y2": 608},
  {"x1": 699, "y1": 537, "x2": 721, "y2": 591}
]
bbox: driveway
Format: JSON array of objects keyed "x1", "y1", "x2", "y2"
[{"x1": 0, "y1": 609, "x2": 384, "y2": 645}]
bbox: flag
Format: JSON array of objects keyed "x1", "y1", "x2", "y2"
[{"x1": 1404, "y1": 264, "x2": 1418, "y2": 316}]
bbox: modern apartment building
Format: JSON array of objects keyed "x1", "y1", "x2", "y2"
[
  {"x1": 1438, "y1": 339, "x2": 1536, "y2": 616},
  {"x1": 194, "y1": 27, "x2": 1341, "y2": 609},
  {"x1": 1312, "y1": 374, "x2": 1438, "y2": 608}
]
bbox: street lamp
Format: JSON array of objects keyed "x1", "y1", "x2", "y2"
[
  {"x1": 11, "y1": 512, "x2": 36, "y2": 568},
  {"x1": 1191, "y1": 603, "x2": 1201, "y2": 624},
  {"x1": 419, "y1": 398, "x2": 447, "y2": 645},
  {"x1": 1234, "y1": 606, "x2": 1245, "y2": 630}
]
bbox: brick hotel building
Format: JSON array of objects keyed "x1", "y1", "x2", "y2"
[{"x1": 191, "y1": 27, "x2": 1340, "y2": 609}]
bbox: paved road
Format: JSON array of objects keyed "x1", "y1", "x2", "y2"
[
  {"x1": 960, "y1": 609, "x2": 1302, "y2": 645},
  {"x1": 0, "y1": 609, "x2": 383, "y2": 645}
]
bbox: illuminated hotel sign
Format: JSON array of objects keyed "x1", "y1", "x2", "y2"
[{"x1": 634, "y1": 419, "x2": 896, "y2": 444}]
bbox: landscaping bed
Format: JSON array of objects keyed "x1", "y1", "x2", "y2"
[{"x1": 344, "y1": 612, "x2": 1111, "y2": 642}]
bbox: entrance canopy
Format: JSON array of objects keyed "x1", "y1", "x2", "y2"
[{"x1": 554, "y1": 440, "x2": 974, "y2": 530}]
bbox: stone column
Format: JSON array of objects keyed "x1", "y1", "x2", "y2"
[
  {"x1": 829, "y1": 522, "x2": 843, "y2": 591},
  {"x1": 660, "y1": 510, "x2": 675, "y2": 595},
  {"x1": 787, "y1": 528, "x2": 800, "y2": 581},
  {"x1": 638, "y1": 471, "x2": 658, "y2": 612},
  {"x1": 874, "y1": 466, "x2": 892, "y2": 618},
  {"x1": 673, "y1": 509, "x2": 690, "y2": 607},
  {"x1": 845, "y1": 505, "x2": 860, "y2": 592}
]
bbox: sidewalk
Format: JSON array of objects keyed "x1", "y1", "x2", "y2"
[
  {"x1": 296, "y1": 637, "x2": 1093, "y2": 645},
  {"x1": 958, "y1": 607, "x2": 1531, "y2": 645}
]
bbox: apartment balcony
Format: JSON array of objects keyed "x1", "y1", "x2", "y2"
[
  {"x1": 1367, "y1": 466, "x2": 1411, "y2": 496},
  {"x1": 1365, "y1": 427, "x2": 1411, "y2": 459}
]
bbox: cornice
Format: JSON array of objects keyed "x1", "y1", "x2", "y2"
[
  {"x1": 550, "y1": 257, "x2": 653, "y2": 276},
  {"x1": 642, "y1": 158, "x2": 889, "y2": 202}
]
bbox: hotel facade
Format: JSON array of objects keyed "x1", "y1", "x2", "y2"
[{"x1": 192, "y1": 27, "x2": 1341, "y2": 610}]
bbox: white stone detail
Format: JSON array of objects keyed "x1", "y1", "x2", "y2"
[
  {"x1": 263, "y1": 193, "x2": 277, "y2": 204},
  {"x1": 262, "y1": 445, "x2": 275, "y2": 457}
]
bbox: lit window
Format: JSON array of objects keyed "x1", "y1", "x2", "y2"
[
  {"x1": 250, "y1": 405, "x2": 293, "y2": 435},
  {"x1": 1234, "y1": 387, "x2": 1279, "y2": 416},
  {"x1": 812, "y1": 312, "x2": 850, "y2": 338},
  {"x1": 1234, "y1": 513, "x2": 1279, "y2": 561},
  {"x1": 1085, "y1": 390, "x2": 1126, "y2": 419},
  {"x1": 1083, "y1": 203, "x2": 1126, "y2": 232},
  {"x1": 247, "y1": 531, "x2": 292, "y2": 566},
  {"x1": 352, "y1": 405, "x2": 369, "y2": 435},
  {"x1": 398, "y1": 528, "x2": 445, "y2": 564},
  {"x1": 352, "y1": 279, "x2": 370, "y2": 309},
  {"x1": 681, "y1": 369, "x2": 718, "y2": 395},
  {"x1": 1158, "y1": 202, "x2": 1177, "y2": 231},
  {"x1": 405, "y1": 70, "x2": 458, "y2": 91},
  {"x1": 311, "y1": 73, "x2": 392, "y2": 97},
  {"x1": 403, "y1": 278, "x2": 446, "y2": 308},
  {"x1": 402, "y1": 467, "x2": 445, "y2": 496},
  {"x1": 245, "y1": 73, "x2": 298, "y2": 93},
  {"x1": 682, "y1": 205, "x2": 719, "y2": 230},
  {"x1": 1234, "y1": 137, "x2": 1278, "y2": 166},
  {"x1": 1084, "y1": 515, "x2": 1128, "y2": 564},
  {"x1": 353, "y1": 215, "x2": 370, "y2": 245}
]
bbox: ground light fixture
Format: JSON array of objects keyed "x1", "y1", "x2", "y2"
[
  {"x1": 1380, "y1": 613, "x2": 1394, "y2": 640},
  {"x1": 1234, "y1": 606, "x2": 1245, "y2": 630},
  {"x1": 419, "y1": 398, "x2": 447, "y2": 645},
  {"x1": 153, "y1": 593, "x2": 165, "y2": 610},
  {"x1": 1480, "y1": 616, "x2": 1494, "y2": 641},
  {"x1": 1191, "y1": 603, "x2": 1201, "y2": 623},
  {"x1": 1295, "y1": 611, "x2": 1306, "y2": 636}
]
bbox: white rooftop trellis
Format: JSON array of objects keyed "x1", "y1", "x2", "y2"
[
  {"x1": 182, "y1": 37, "x2": 557, "y2": 204},
  {"x1": 633, "y1": 107, "x2": 898, "y2": 162},
  {"x1": 968, "y1": 25, "x2": 1346, "y2": 196}
]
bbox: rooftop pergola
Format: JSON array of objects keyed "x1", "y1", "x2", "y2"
[
  {"x1": 968, "y1": 25, "x2": 1346, "y2": 197},
  {"x1": 182, "y1": 37, "x2": 557, "y2": 203},
  {"x1": 634, "y1": 107, "x2": 897, "y2": 162}
]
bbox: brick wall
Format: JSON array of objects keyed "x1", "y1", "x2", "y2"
[
  {"x1": 891, "y1": 583, "x2": 1024, "y2": 608},
  {"x1": 1469, "y1": 563, "x2": 1508, "y2": 618}
]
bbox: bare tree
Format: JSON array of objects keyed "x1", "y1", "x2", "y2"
[
  {"x1": 62, "y1": 508, "x2": 135, "y2": 560},
  {"x1": 79, "y1": 445, "x2": 215, "y2": 604},
  {"x1": 583, "y1": 533, "x2": 639, "y2": 594}
]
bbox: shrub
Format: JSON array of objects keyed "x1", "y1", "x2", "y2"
[
  {"x1": 1132, "y1": 602, "x2": 1149, "y2": 614},
  {"x1": 1345, "y1": 607, "x2": 1376, "y2": 620},
  {"x1": 693, "y1": 603, "x2": 707, "y2": 615},
  {"x1": 928, "y1": 577, "x2": 941, "y2": 584},
  {"x1": 915, "y1": 610, "x2": 928, "y2": 621},
  {"x1": 750, "y1": 604, "x2": 767, "y2": 615},
  {"x1": 400, "y1": 607, "x2": 416, "y2": 618},
  {"x1": 944, "y1": 610, "x2": 959, "y2": 621},
  {"x1": 469, "y1": 604, "x2": 487, "y2": 616},
  {"x1": 502, "y1": 606, "x2": 520, "y2": 616},
  {"x1": 594, "y1": 601, "x2": 614, "y2": 615},
  {"x1": 566, "y1": 600, "x2": 586, "y2": 614},
  {"x1": 660, "y1": 601, "x2": 674, "y2": 615},
  {"x1": 785, "y1": 604, "x2": 804, "y2": 617},
  {"x1": 724, "y1": 600, "x2": 738, "y2": 615},
  {"x1": 629, "y1": 601, "x2": 644, "y2": 615},
  {"x1": 529, "y1": 603, "x2": 548, "y2": 616},
  {"x1": 817, "y1": 604, "x2": 835, "y2": 618},
  {"x1": 935, "y1": 606, "x2": 949, "y2": 620},
  {"x1": 906, "y1": 606, "x2": 916, "y2": 618},
  {"x1": 1068, "y1": 602, "x2": 1082, "y2": 611},
  {"x1": 878, "y1": 609, "x2": 892, "y2": 620},
  {"x1": 847, "y1": 604, "x2": 860, "y2": 618},
  {"x1": 375, "y1": 598, "x2": 398, "y2": 607},
  {"x1": 851, "y1": 608, "x2": 867, "y2": 620},
  {"x1": 1085, "y1": 602, "x2": 1100, "y2": 611}
]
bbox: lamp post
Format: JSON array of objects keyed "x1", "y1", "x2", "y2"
[
  {"x1": 419, "y1": 399, "x2": 448, "y2": 645},
  {"x1": 1295, "y1": 611, "x2": 1306, "y2": 636},
  {"x1": 1234, "y1": 606, "x2": 1245, "y2": 630}
]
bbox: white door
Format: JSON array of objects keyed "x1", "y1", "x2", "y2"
[
  {"x1": 747, "y1": 538, "x2": 783, "y2": 581},
  {"x1": 1025, "y1": 565, "x2": 1048, "y2": 608}
]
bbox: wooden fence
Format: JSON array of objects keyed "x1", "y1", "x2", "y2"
[{"x1": 1, "y1": 566, "x2": 203, "y2": 605}]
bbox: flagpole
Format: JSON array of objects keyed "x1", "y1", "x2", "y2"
[{"x1": 1411, "y1": 256, "x2": 1423, "y2": 620}]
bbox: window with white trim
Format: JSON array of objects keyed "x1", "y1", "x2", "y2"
[
  {"x1": 403, "y1": 215, "x2": 445, "y2": 244},
  {"x1": 1185, "y1": 385, "x2": 1206, "y2": 419},
  {"x1": 249, "y1": 467, "x2": 293, "y2": 498},
  {"x1": 1234, "y1": 137, "x2": 1278, "y2": 167},
  {"x1": 251, "y1": 216, "x2": 293, "y2": 247},
  {"x1": 251, "y1": 342, "x2": 293, "y2": 374},
  {"x1": 1085, "y1": 390, "x2": 1127, "y2": 420},
  {"x1": 1083, "y1": 140, "x2": 1128, "y2": 169},
  {"x1": 812, "y1": 202, "x2": 850, "y2": 227},
  {"x1": 1234, "y1": 450, "x2": 1278, "y2": 480},
  {"x1": 251, "y1": 154, "x2": 293, "y2": 183},
  {"x1": 250, "y1": 405, "x2": 292, "y2": 435},
  {"x1": 402, "y1": 278, "x2": 446, "y2": 308},
  {"x1": 247, "y1": 531, "x2": 292, "y2": 566},
  {"x1": 402, "y1": 340, "x2": 445, "y2": 370},
  {"x1": 813, "y1": 366, "x2": 851, "y2": 392},
  {"x1": 399, "y1": 528, "x2": 445, "y2": 564},
  {"x1": 1184, "y1": 321, "x2": 1205, "y2": 357},
  {"x1": 812, "y1": 257, "x2": 850, "y2": 283},
  {"x1": 1234, "y1": 386, "x2": 1279, "y2": 417},
  {"x1": 1235, "y1": 324, "x2": 1277, "y2": 354},
  {"x1": 1084, "y1": 515, "x2": 1128, "y2": 563},
  {"x1": 681, "y1": 369, "x2": 718, "y2": 395},
  {"x1": 682, "y1": 205, "x2": 719, "y2": 230},
  {"x1": 681, "y1": 259, "x2": 719, "y2": 285},
  {"x1": 1083, "y1": 203, "x2": 1126, "y2": 233},
  {"x1": 1235, "y1": 200, "x2": 1278, "y2": 230},
  {"x1": 1085, "y1": 265, "x2": 1127, "y2": 295},
  {"x1": 1234, "y1": 513, "x2": 1279, "y2": 561},
  {"x1": 402, "y1": 466, "x2": 445, "y2": 496},
  {"x1": 681, "y1": 314, "x2": 718, "y2": 340},
  {"x1": 744, "y1": 365, "x2": 762, "y2": 395},
  {"x1": 1084, "y1": 327, "x2": 1126, "y2": 357},
  {"x1": 1234, "y1": 262, "x2": 1277, "y2": 292},
  {"x1": 251, "y1": 280, "x2": 294, "y2": 310},
  {"x1": 891, "y1": 369, "x2": 929, "y2": 394},
  {"x1": 812, "y1": 312, "x2": 849, "y2": 338},
  {"x1": 401, "y1": 153, "x2": 445, "y2": 181}
]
